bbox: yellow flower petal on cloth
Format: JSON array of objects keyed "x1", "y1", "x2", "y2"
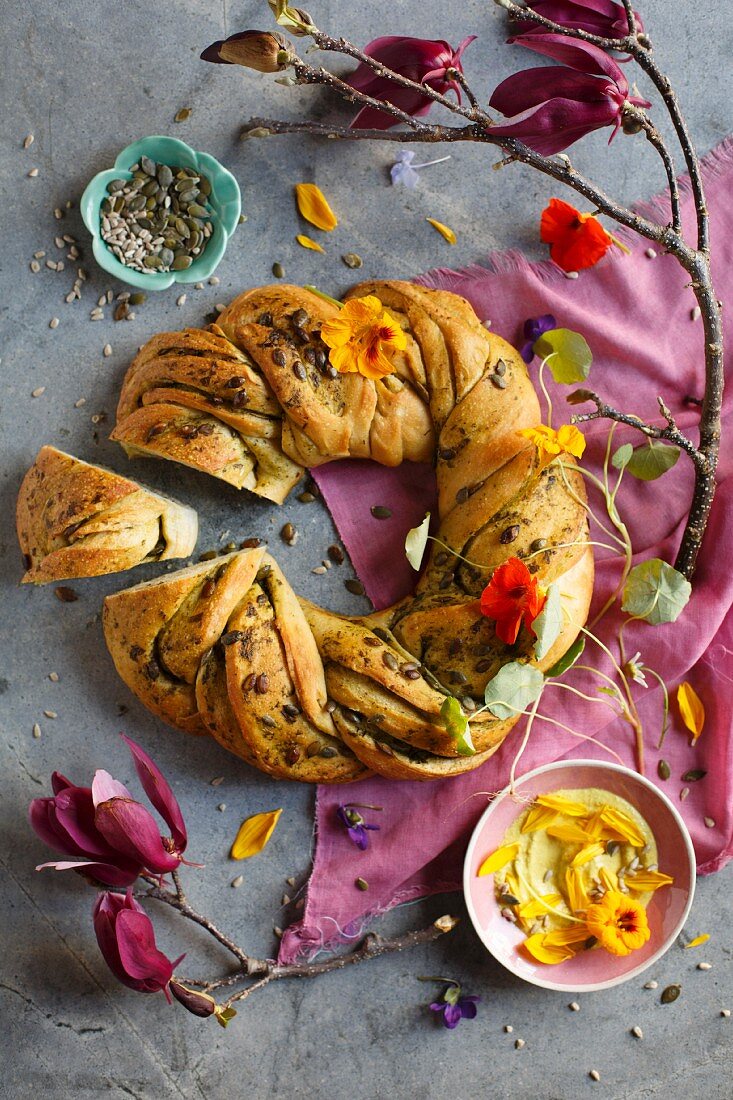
[
  {"x1": 521, "y1": 804, "x2": 559, "y2": 833},
  {"x1": 230, "y1": 808, "x2": 282, "y2": 860},
  {"x1": 571, "y1": 842, "x2": 605, "y2": 867},
  {"x1": 517, "y1": 893, "x2": 563, "y2": 921},
  {"x1": 677, "y1": 681, "x2": 705, "y2": 742},
  {"x1": 294, "y1": 183, "x2": 338, "y2": 230},
  {"x1": 521, "y1": 933, "x2": 576, "y2": 965},
  {"x1": 625, "y1": 869, "x2": 674, "y2": 892},
  {"x1": 598, "y1": 806, "x2": 645, "y2": 847},
  {"x1": 296, "y1": 233, "x2": 325, "y2": 252},
  {"x1": 477, "y1": 842, "x2": 519, "y2": 877},
  {"x1": 684, "y1": 933, "x2": 710, "y2": 948},
  {"x1": 536, "y1": 793, "x2": 588, "y2": 817},
  {"x1": 426, "y1": 217, "x2": 456, "y2": 244}
]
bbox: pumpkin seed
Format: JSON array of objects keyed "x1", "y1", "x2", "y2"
[
  {"x1": 355, "y1": 877, "x2": 369, "y2": 891},
  {"x1": 681, "y1": 768, "x2": 707, "y2": 782},
  {"x1": 657, "y1": 759, "x2": 671, "y2": 780},
  {"x1": 660, "y1": 983, "x2": 681, "y2": 1004}
]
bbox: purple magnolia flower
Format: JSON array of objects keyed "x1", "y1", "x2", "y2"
[
  {"x1": 520, "y1": 313, "x2": 557, "y2": 362},
  {"x1": 428, "y1": 980, "x2": 480, "y2": 1029},
  {"x1": 336, "y1": 803, "x2": 381, "y2": 850},
  {"x1": 510, "y1": 0, "x2": 644, "y2": 40},
  {"x1": 29, "y1": 734, "x2": 190, "y2": 885},
  {"x1": 345, "y1": 35, "x2": 476, "y2": 130},
  {"x1": 93, "y1": 890, "x2": 184, "y2": 999},
  {"x1": 488, "y1": 34, "x2": 651, "y2": 155},
  {"x1": 390, "y1": 150, "x2": 452, "y2": 188}
]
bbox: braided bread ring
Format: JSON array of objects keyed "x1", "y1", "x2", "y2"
[{"x1": 104, "y1": 281, "x2": 592, "y2": 781}]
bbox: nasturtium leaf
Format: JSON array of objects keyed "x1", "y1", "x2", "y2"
[
  {"x1": 532, "y1": 583, "x2": 563, "y2": 660},
  {"x1": 230, "y1": 808, "x2": 282, "y2": 860},
  {"x1": 625, "y1": 441, "x2": 680, "y2": 481},
  {"x1": 534, "y1": 328, "x2": 592, "y2": 384},
  {"x1": 677, "y1": 681, "x2": 705, "y2": 742},
  {"x1": 405, "y1": 512, "x2": 431, "y2": 571},
  {"x1": 622, "y1": 559, "x2": 691, "y2": 625},
  {"x1": 545, "y1": 636, "x2": 585, "y2": 678},
  {"x1": 611, "y1": 443, "x2": 633, "y2": 471},
  {"x1": 483, "y1": 662, "x2": 544, "y2": 720},
  {"x1": 440, "y1": 695, "x2": 475, "y2": 755}
]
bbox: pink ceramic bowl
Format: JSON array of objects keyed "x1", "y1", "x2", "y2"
[{"x1": 463, "y1": 760, "x2": 696, "y2": 992}]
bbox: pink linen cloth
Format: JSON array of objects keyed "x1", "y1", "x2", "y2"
[{"x1": 279, "y1": 138, "x2": 733, "y2": 964}]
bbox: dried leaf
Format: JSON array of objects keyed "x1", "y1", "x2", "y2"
[
  {"x1": 230, "y1": 808, "x2": 282, "y2": 860},
  {"x1": 677, "y1": 681, "x2": 705, "y2": 742},
  {"x1": 684, "y1": 933, "x2": 710, "y2": 949},
  {"x1": 426, "y1": 217, "x2": 456, "y2": 244},
  {"x1": 477, "y1": 842, "x2": 519, "y2": 877},
  {"x1": 296, "y1": 233, "x2": 325, "y2": 253},
  {"x1": 294, "y1": 183, "x2": 338, "y2": 231}
]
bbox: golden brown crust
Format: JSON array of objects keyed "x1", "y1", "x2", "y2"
[
  {"x1": 16, "y1": 446, "x2": 197, "y2": 584},
  {"x1": 103, "y1": 280, "x2": 594, "y2": 782}
]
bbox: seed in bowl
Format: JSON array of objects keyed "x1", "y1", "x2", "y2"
[{"x1": 99, "y1": 157, "x2": 214, "y2": 274}]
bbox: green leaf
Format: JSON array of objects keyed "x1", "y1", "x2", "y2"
[
  {"x1": 483, "y1": 662, "x2": 544, "y2": 720},
  {"x1": 622, "y1": 559, "x2": 691, "y2": 625},
  {"x1": 545, "y1": 636, "x2": 585, "y2": 678},
  {"x1": 405, "y1": 512, "x2": 431, "y2": 571},
  {"x1": 215, "y1": 1006, "x2": 238, "y2": 1028},
  {"x1": 440, "y1": 696, "x2": 475, "y2": 756},
  {"x1": 625, "y1": 442, "x2": 680, "y2": 481},
  {"x1": 532, "y1": 583, "x2": 563, "y2": 660},
  {"x1": 534, "y1": 329, "x2": 592, "y2": 384},
  {"x1": 611, "y1": 443, "x2": 633, "y2": 471}
]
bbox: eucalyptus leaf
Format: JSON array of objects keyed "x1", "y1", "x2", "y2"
[
  {"x1": 625, "y1": 442, "x2": 680, "y2": 481},
  {"x1": 405, "y1": 512, "x2": 431, "y2": 571},
  {"x1": 622, "y1": 559, "x2": 691, "y2": 625},
  {"x1": 545, "y1": 636, "x2": 585, "y2": 678},
  {"x1": 534, "y1": 328, "x2": 592, "y2": 384},
  {"x1": 532, "y1": 582, "x2": 563, "y2": 660},
  {"x1": 611, "y1": 443, "x2": 633, "y2": 471},
  {"x1": 440, "y1": 696, "x2": 475, "y2": 756},
  {"x1": 483, "y1": 662, "x2": 544, "y2": 720}
]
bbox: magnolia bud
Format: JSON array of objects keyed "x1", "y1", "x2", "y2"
[
  {"x1": 169, "y1": 980, "x2": 216, "y2": 1018},
  {"x1": 201, "y1": 30, "x2": 292, "y2": 72}
]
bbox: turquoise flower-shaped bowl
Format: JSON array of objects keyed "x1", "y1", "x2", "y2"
[{"x1": 80, "y1": 136, "x2": 241, "y2": 291}]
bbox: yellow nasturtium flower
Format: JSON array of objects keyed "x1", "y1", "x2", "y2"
[
  {"x1": 321, "y1": 295, "x2": 406, "y2": 380},
  {"x1": 519, "y1": 423, "x2": 586, "y2": 465}
]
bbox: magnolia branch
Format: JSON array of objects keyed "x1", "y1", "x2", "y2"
[{"x1": 568, "y1": 391, "x2": 708, "y2": 469}]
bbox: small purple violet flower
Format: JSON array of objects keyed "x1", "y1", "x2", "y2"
[
  {"x1": 336, "y1": 803, "x2": 381, "y2": 850},
  {"x1": 390, "y1": 150, "x2": 452, "y2": 189},
  {"x1": 428, "y1": 979, "x2": 481, "y2": 1029},
  {"x1": 520, "y1": 313, "x2": 557, "y2": 363}
]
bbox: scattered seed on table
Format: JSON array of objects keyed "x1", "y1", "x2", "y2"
[
  {"x1": 43, "y1": 710, "x2": 58, "y2": 719},
  {"x1": 54, "y1": 236, "x2": 65, "y2": 249},
  {"x1": 176, "y1": 293, "x2": 187, "y2": 307},
  {"x1": 23, "y1": 134, "x2": 34, "y2": 148},
  {"x1": 704, "y1": 817, "x2": 716, "y2": 828},
  {"x1": 65, "y1": 292, "x2": 76, "y2": 304},
  {"x1": 345, "y1": 578, "x2": 366, "y2": 597},
  {"x1": 504, "y1": 1025, "x2": 513, "y2": 1034},
  {"x1": 103, "y1": 344, "x2": 112, "y2": 358},
  {"x1": 645, "y1": 248, "x2": 657, "y2": 259},
  {"x1": 569, "y1": 1002, "x2": 580, "y2": 1012},
  {"x1": 56, "y1": 261, "x2": 64, "y2": 271},
  {"x1": 680, "y1": 786, "x2": 690, "y2": 801},
  {"x1": 174, "y1": 107, "x2": 192, "y2": 123},
  {"x1": 30, "y1": 260, "x2": 40, "y2": 273},
  {"x1": 54, "y1": 586, "x2": 78, "y2": 602},
  {"x1": 209, "y1": 275, "x2": 220, "y2": 286},
  {"x1": 355, "y1": 877, "x2": 369, "y2": 891},
  {"x1": 34, "y1": 250, "x2": 45, "y2": 258},
  {"x1": 564, "y1": 269, "x2": 579, "y2": 279},
  {"x1": 49, "y1": 318, "x2": 59, "y2": 329},
  {"x1": 74, "y1": 398, "x2": 86, "y2": 408},
  {"x1": 281, "y1": 522, "x2": 297, "y2": 545},
  {"x1": 341, "y1": 252, "x2": 363, "y2": 269},
  {"x1": 32, "y1": 387, "x2": 46, "y2": 398},
  {"x1": 217, "y1": 803, "x2": 226, "y2": 812},
  {"x1": 721, "y1": 1009, "x2": 731, "y2": 1017},
  {"x1": 49, "y1": 672, "x2": 59, "y2": 682},
  {"x1": 657, "y1": 759, "x2": 671, "y2": 780},
  {"x1": 273, "y1": 926, "x2": 283, "y2": 937},
  {"x1": 698, "y1": 962, "x2": 712, "y2": 971},
  {"x1": 589, "y1": 1070, "x2": 601, "y2": 1082},
  {"x1": 272, "y1": 262, "x2": 284, "y2": 279},
  {"x1": 691, "y1": 305, "x2": 701, "y2": 321},
  {"x1": 286, "y1": 876, "x2": 296, "y2": 888},
  {"x1": 631, "y1": 1025, "x2": 643, "y2": 1039},
  {"x1": 210, "y1": 776, "x2": 224, "y2": 786},
  {"x1": 643, "y1": 980, "x2": 658, "y2": 990},
  {"x1": 514, "y1": 1038, "x2": 525, "y2": 1050},
  {"x1": 328, "y1": 544, "x2": 345, "y2": 564},
  {"x1": 231, "y1": 875, "x2": 244, "y2": 888},
  {"x1": 371, "y1": 505, "x2": 392, "y2": 519},
  {"x1": 194, "y1": 281, "x2": 204, "y2": 290},
  {"x1": 661, "y1": 983, "x2": 681, "y2": 1004},
  {"x1": 32, "y1": 723, "x2": 42, "y2": 739},
  {"x1": 312, "y1": 566, "x2": 327, "y2": 574},
  {"x1": 28, "y1": 167, "x2": 39, "y2": 177},
  {"x1": 281, "y1": 893, "x2": 291, "y2": 906},
  {"x1": 45, "y1": 260, "x2": 56, "y2": 270}
]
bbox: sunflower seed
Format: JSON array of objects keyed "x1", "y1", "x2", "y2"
[
  {"x1": 231, "y1": 875, "x2": 244, "y2": 888},
  {"x1": 698, "y1": 962, "x2": 712, "y2": 971},
  {"x1": 645, "y1": 248, "x2": 657, "y2": 259},
  {"x1": 23, "y1": 133, "x2": 34, "y2": 148},
  {"x1": 569, "y1": 1002, "x2": 580, "y2": 1012},
  {"x1": 31, "y1": 387, "x2": 46, "y2": 397},
  {"x1": 680, "y1": 786, "x2": 690, "y2": 801},
  {"x1": 564, "y1": 270, "x2": 579, "y2": 279},
  {"x1": 49, "y1": 672, "x2": 59, "y2": 682},
  {"x1": 32, "y1": 723, "x2": 42, "y2": 739},
  {"x1": 28, "y1": 167, "x2": 39, "y2": 177},
  {"x1": 691, "y1": 305, "x2": 701, "y2": 321},
  {"x1": 30, "y1": 260, "x2": 40, "y2": 273},
  {"x1": 514, "y1": 1038, "x2": 525, "y2": 1050},
  {"x1": 43, "y1": 710, "x2": 58, "y2": 719},
  {"x1": 721, "y1": 1009, "x2": 731, "y2": 1017},
  {"x1": 631, "y1": 1025, "x2": 643, "y2": 1039},
  {"x1": 103, "y1": 344, "x2": 113, "y2": 358},
  {"x1": 342, "y1": 252, "x2": 363, "y2": 268},
  {"x1": 504, "y1": 1025, "x2": 513, "y2": 1033},
  {"x1": 643, "y1": 980, "x2": 658, "y2": 990},
  {"x1": 312, "y1": 565, "x2": 327, "y2": 574},
  {"x1": 176, "y1": 293, "x2": 187, "y2": 307},
  {"x1": 704, "y1": 817, "x2": 716, "y2": 828}
]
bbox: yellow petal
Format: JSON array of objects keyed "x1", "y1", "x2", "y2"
[
  {"x1": 684, "y1": 933, "x2": 710, "y2": 949},
  {"x1": 294, "y1": 183, "x2": 338, "y2": 231},
  {"x1": 598, "y1": 806, "x2": 646, "y2": 847},
  {"x1": 582, "y1": 810, "x2": 606, "y2": 841},
  {"x1": 518, "y1": 893, "x2": 563, "y2": 921},
  {"x1": 546, "y1": 821, "x2": 592, "y2": 844},
  {"x1": 230, "y1": 808, "x2": 282, "y2": 860},
  {"x1": 677, "y1": 681, "x2": 705, "y2": 742},
  {"x1": 521, "y1": 933, "x2": 575, "y2": 965},
  {"x1": 426, "y1": 217, "x2": 456, "y2": 244},
  {"x1": 565, "y1": 866, "x2": 590, "y2": 913},
  {"x1": 624, "y1": 869, "x2": 674, "y2": 892},
  {"x1": 571, "y1": 842, "x2": 605, "y2": 867},
  {"x1": 296, "y1": 233, "x2": 325, "y2": 253},
  {"x1": 598, "y1": 866, "x2": 618, "y2": 894},
  {"x1": 477, "y1": 842, "x2": 519, "y2": 877},
  {"x1": 543, "y1": 924, "x2": 591, "y2": 947},
  {"x1": 537, "y1": 793, "x2": 588, "y2": 817},
  {"x1": 521, "y1": 805, "x2": 559, "y2": 833},
  {"x1": 555, "y1": 424, "x2": 586, "y2": 459}
]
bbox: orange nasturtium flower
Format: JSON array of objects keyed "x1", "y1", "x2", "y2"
[
  {"x1": 479, "y1": 557, "x2": 547, "y2": 645},
  {"x1": 540, "y1": 197, "x2": 623, "y2": 272},
  {"x1": 585, "y1": 890, "x2": 650, "y2": 957},
  {"x1": 520, "y1": 423, "x2": 586, "y2": 466},
  {"x1": 321, "y1": 295, "x2": 407, "y2": 380}
]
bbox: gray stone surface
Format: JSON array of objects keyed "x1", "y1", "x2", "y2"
[{"x1": 1, "y1": 2, "x2": 730, "y2": 1097}]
